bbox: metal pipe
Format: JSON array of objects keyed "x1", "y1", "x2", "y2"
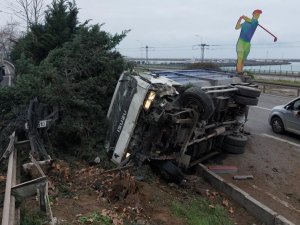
[
  {"x1": 187, "y1": 127, "x2": 226, "y2": 146},
  {"x1": 206, "y1": 87, "x2": 238, "y2": 94}
]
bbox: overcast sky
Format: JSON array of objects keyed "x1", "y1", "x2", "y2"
[{"x1": 1, "y1": 0, "x2": 300, "y2": 59}]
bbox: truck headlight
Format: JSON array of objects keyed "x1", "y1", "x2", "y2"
[{"x1": 143, "y1": 91, "x2": 156, "y2": 110}]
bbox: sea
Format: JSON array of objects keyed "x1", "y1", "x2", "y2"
[{"x1": 224, "y1": 62, "x2": 300, "y2": 73}]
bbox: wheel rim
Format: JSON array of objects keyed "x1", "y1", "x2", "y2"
[
  {"x1": 272, "y1": 119, "x2": 282, "y2": 133},
  {"x1": 185, "y1": 97, "x2": 204, "y2": 115}
]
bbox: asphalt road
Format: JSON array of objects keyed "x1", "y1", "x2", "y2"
[
  {"x1": 245, "y1": 93, "x2": 300, "y2": 146},
  {"x1": 219, "y1": 93, "x2": 300, "y2": 223}
]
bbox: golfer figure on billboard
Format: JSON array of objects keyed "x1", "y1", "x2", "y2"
[{"x1": 235, "y1": 9, "x2": 262, "y2": 74}]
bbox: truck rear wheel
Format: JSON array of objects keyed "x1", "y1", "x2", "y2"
[
  {"x1": 222, "y1": 134, "x2": 247, "y2": 154},
  {"x1": 234, "y1": 95, "x2": 258, "y2": 106},
  {"x1": 223, "y1": 134, "x2": 247, "y2": 147},
  {"x1": 222, "y1": 142, "x2": 245, "y2": 154},
  {"x1": 182, "y1": 87, "x2": 214, "y2": 120},
  {"x1": 236, "y1": 85, "x2": 261, "y2": 98}
]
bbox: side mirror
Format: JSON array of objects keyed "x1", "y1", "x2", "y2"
[{"x1": 285, "y1": 104, "x2": 293, "y2": 110}]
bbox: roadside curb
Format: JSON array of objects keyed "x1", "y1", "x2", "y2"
[{"x1": 196, "y1": 163, "x2": 295, "y2": 225}]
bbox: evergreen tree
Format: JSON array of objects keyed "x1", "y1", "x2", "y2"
[
  {"x1": 11, "y1": 0, "x2": 79, "y2": 64},
  {"x1": 1, "y1": 0, "x2": 129, "y2": 160}
]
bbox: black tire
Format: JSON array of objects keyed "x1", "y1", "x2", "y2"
[
  {"x1": 271, "y1": 116, "x2": 285, "y2": 134},
  {"x1": 182, "y1": 87, "x2": 214, "y2": 120},
  {"x1": 223, "y1": 134, "x2": 248, "y2": 147},
  {"x1": 249, "y1": 84, "x2": 259, "y2": 88},
  {"x1": 234, "y1": 94, "x2": 258, "y2": 106},
  {"x1": 159, "y1": 161, "x2": 184, "y2": 184},
  {"x1": 222, "y1": 142, "x2": 245, "y2": 154},
  {"x1": 236, "y1": 85, "x2": 261, "y2": 98}
]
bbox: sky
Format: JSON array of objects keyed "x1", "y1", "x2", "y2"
[{"x1": 1, "y1": 0, "x2": 300, "y2": 59}]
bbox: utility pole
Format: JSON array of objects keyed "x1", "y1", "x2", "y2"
[
  {"x1": 200, "y1": 44, "x2": 209, "y2": 62},
  {"x1": 192, "y1": 43, "x2": 217, "y2": 62},
  {"x1": 192, "y1": 43, "x2": 209, "y2": 62},
  {"x1": 146, "y1": 45, "x2": 149, "y2": 65},
  {"x1": 140, "y1": 45, "x2": 154, "y2": 65}
]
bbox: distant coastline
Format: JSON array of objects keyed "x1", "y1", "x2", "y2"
[{"x1": 218, "y1": 60, "x2": 290, "y2": 67}]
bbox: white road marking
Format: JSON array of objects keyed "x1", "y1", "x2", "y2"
[
  {"x1": 261, "y1": 133, "x2": 300, "y2": 150},
  {"x1": 253, "y1": 106, "x2": 271, "y2": 111},
  {"x1": 251, "y1": 184, "x2": 300, "y2": 213}
]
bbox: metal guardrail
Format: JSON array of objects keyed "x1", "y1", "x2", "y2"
[
  {"x1": 1, "y1": 132, "x2": 55, "y2": 225},
  {"x1": 223, "y1": 68, "x2": 300, "y2": 77},
  {"x1": 254, "y1": 80, "x2": 300, "y2": 97},
  {"x1": 1, "y1": 132, "x2": 17, "y2": 225}
]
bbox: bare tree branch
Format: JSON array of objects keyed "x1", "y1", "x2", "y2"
[
  {"x1": 0, "y1": 20, "x2": 21, "y2": 59},
  {"x1": 4, "y1": 0, "x2": 46, "y2": 30}
]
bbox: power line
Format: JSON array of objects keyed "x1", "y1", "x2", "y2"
[{"x1": 117, "y1": 41, "x2": 300, "y2": 56}]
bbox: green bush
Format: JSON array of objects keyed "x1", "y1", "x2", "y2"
[
  {"x1": 186, "y1": 62, "x2": 220, "y2": 71},
  {"x1": 1, "y1": 0, "x2": 130, "y2": 161}
]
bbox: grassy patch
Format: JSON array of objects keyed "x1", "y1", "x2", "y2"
[
  {"x1": 186, "y1": 62, "x2": 220, "y2": 70},
  {"x1": 171, "y1": 197, "x2": 233, "y2": 225},
  {"x1": 58, "y1": 183, "x2": 74, "y2": 198},
  {"x1": 78, "y1": 212, "x2": 112, "y2": 225}
]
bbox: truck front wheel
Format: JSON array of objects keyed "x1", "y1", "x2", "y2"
[
  {"x1": 181, "y1": 87, "x2": 214, "y2": 120},
  {"x1": 158, "y1": 161, "x2": 184, "y2": 184}
]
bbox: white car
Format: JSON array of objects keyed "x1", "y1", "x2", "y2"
[{"x1": 269, "y1": 97, "x2": 300, "y2": 135}]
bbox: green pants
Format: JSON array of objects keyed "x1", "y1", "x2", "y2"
[{"x1": 236, "y1": 38, "x2": 251, "y2": 61}]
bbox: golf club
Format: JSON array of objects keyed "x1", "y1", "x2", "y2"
[{"x1": 258, "y1": 24, "x2": 278, "y2": 42}]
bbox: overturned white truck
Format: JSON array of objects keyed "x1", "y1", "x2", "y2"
[{"x1": 105, "y1": 69, "x2": 260, "y2": 182}]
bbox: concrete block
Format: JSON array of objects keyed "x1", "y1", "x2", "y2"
[
  {"x1": 275, "y1": 215, "x2": 296, "y2": 225},
  {"x1": 244, "y1": 195, "x2": 277, "y2": 225},
  {"x1": 222, "y1": 181, "x2": 249, "y2": 205},
  {"x1": 207, "y1": 165, "x2": 238, "y2": 174},
  {"x1": 197, "y1": 163, "x2": 294, "y2": 225},
  {"x1": 198, "y1": 164, "x2": 225, "y2": 190}
]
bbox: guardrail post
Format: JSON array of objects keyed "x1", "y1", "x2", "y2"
[
  {"x1": 297, "y1": 88, "x2": 300, "y2": 97},
  {"x1": 263, "y1": 85, "x2": 266, "y2": 93},
  {"x1": 2, "y1": 148, "x2": 17, "y2": 225}
]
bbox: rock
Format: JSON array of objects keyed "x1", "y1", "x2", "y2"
[
  {"x1": 94, "y1": 156, "x2": 101, "y2": 164},
  {"x1": 136, "y1": 218, "x2": 147, "y2": 225},
  {"x1": 22, "y1": 159, "x2": 52, "y2": 179}
]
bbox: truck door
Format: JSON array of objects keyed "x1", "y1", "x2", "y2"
[{"x1": 106, "y1": 74, "x2": 138, "y2": 157}]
